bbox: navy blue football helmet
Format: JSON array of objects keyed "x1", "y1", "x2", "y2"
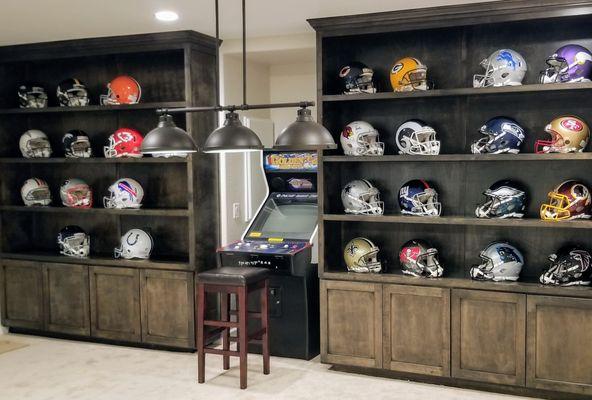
[
  {"x1": 338, "y1": 62, "x2": 376, "y2": 94},
  {"x1": 398, "y1": 179, "x2": 441, "y2": 216},
  {"x1": 475, "y1": 180, "x2": 526, "y2": 219},
  {"x1": 471, "y1": 117, "x2": 526, "y2": 154}
]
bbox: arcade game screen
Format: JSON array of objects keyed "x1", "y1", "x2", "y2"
[{"x1": 247, "y1": 196, "x2": 317, "y2": 241}]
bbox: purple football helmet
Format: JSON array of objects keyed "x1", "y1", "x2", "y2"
[{"x1": 540, "y1": 44, "x2": 592, "y2": 83}]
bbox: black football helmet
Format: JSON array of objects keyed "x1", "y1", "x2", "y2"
[
  {"x1": 62, "y1": 130, "x2": 92, "y2": 158},
  {"x1": 540, "y1": 246, "x2": 592, "y2": 286},
  {"x1": 57, "y1": 78, "x2": 89, "y2": 107},
  {"x1": 57, "y1": 225, "x2": 90, "y2": 258},
  {"x1": 18, "y1": 83, "x2": 48, "y2": 108},
  {"x1": 338, "y1": 62, "x2": 376, "y2": 94}
]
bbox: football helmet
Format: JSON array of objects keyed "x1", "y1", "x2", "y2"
[
  {"x1": 343, "y1": 237, "x2": 381, "y2": 273},
  {"x1": 100, "y1": 75, "x2": 142, "y2": 105},
  {"x1": 19, "y1": 129, "x2": 52, "y2": 158},
  {"x1": 470, "y1": 241, "x2": 523, "y2": 281},
  {"x1": 390, "y1": 57, "x2": 428, "y2": 92},
  {"x1": 62, "y1": 130, "x2": 92, "y2": 158},
  {"x1": 399, "y1": 179, "x2": 441, "y2": 217},
  {"x1": 473, "y1": 49, "x2": 527, "y2": 88},
  {"x1": 475, "y1": 180, "x2": 526, "y2": 219},
  {"x1": 18, "y1": 83, "x2": 48, "y2": 108},
  {"x1": 341, "y1": 179, "x2": 384, "y2": 215},
  {"x1": 540, "y1": 180, "x2": 592, "y2": 221},
  {"x1": 21, "y1": 178, "x2": 52, "y2": 206},
  {"x1": 395, "y1": 119, "x2": 440, "y2": 155},
  {"x1": 104, "y1": 128, "x2": 143, "y2": 158},
  {"x1": 57, "y1": 225, "x2": 90, "y2": 258},
  {"x1": 471, "y1": 116, "x2": 525, "y2": 154},
  {"x1": 115, "y1": 228, "x2": 153, "y2": 259},
  {"x1": 540, "y1": 246, "x2": 592, "y2": 286},
  {"x1": 60, "y1": 178, "x2": 93, "y2": 208},
  {"x1": 340, "y1": 121, "x2": 384, "y2": 156},
  {"x1": 57, "y1": 78, "x2": 90, "y2": 107},
  {"x1": 540, "y1": 44, "x2": 592, "y2": 84},
  {"x1": 104, "y1": 178, "x2": 144, "y2": 209},
  {"x1": 399, "y1": 239, "x2": 443, "y2": 278},
  {"x1": 535, "y1": 116, "x2": 589, "y2": 153},
  {"x1": 339, "y1": 62, "x2": 377, "y2": 94}
]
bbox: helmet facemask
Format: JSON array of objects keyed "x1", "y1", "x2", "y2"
[
  {"x1": 399, "y1": 67, "x2": 427, "y2": 91},
  {"x1": 351, "y1": 69, "x2": 376, "y2": 94},
  {"x1": 63, "y1": 87, "x2": 89, "y2": 107},
  {"x1": 470, "y1": 254, "x2": 496, "y2": 280},
  {"x1": 68, "y1": 137, "x2": 92, "y2": 158},
  {"x1": 351, "y1": 247, "x2": 381, "y2": 273},
  {"x1": 403, "y1": 188, "x2": 441, "y2": 217},
  {"x1": 65, "y1": 186, "x2": 92, "y2": 208},
  {"x1": 19, "y1": 87, "x2": 48, "y2": 109},
  {"x1": 540, "y1": 192, "x2": 578, "y2": 221},
  {"x1": 59, "y1": 233, "x2": 90, "y2": 258},
  {"x1": 356, "y1": 131, "x2": 384, "y2": 156},
  {"x1": 26, "y1": 137, "x2": 52, "y2": 158},
  {"x1": 25, "y1": 187, "x2": 52, "y2": 206},
  {"x1": 344, "y1": 187, "x2": 384, "y2": 215}
]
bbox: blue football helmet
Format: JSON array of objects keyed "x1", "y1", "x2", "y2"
[
  {"x1": 475, "y1": 180, "x2": 526, "y2": 219},
  {"x1": 471, "y1": 117, "x2": 526, "y2": 154},
  {"x1": 398, "y1": 179, "x2": 441, "y2": 217}
]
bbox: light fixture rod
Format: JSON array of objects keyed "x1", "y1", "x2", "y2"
[
  {"x1": 215, "y1": 0, "x2": 220, "y2": 107},
  {"x1": 158, "y1": 101, "x2": 314, "y2": 115},
  {"x1": 242, "y1": 0, "x2": 247, "y2": 106}
]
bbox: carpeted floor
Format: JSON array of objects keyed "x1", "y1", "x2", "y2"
[{"x1": 0, "y1": 333, "x2": 538, "y2": 400}]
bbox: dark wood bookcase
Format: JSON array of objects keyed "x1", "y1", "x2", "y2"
[
  {"x1": 311, "y1": 1, "x2": 592, "y2": 397},
  {"x1": 0, "y1": 31, "x2": 219, "y2": 350}
]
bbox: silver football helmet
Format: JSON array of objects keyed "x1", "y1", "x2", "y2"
[
  {"x1": 470, "y1": 241, "x2": 523, "y2": 282},
  {"x1": 473, "y1": 49, "x2": 527, "y2": 88},
  {"x1": 341, "y1": 179, "x2": 384, "y2": 215}
]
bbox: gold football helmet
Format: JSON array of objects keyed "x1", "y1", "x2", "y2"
[
  {"x1": 343, "y1": 237, "x2": 382, "y2": 273},
  {"x1": 390, "y1": 57, "x2": 428, "y2": 92},
  {"x1": 535, "y1": 116, "x2": 590, "y2": 153}
]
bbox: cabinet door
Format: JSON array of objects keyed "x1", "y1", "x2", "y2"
[
  {"x1": 89, "y1": 266, "x2": 141, "y2": 342},
  {"x1": 43, "y1": 263, "x2": 90, "y2": 336},
  {"x1": 320, "y1": 280, "x2": 382, "y2": 368},
  {"x1": 451, "y1": 289, "x2": 525, "y2": 386},
  {"x1": 140, "y1": 269, "x2": 194, "y2": 348},
  {"x1": 0, "y1": 260, "x2": 44, "y2": 329},
  {"x1": 527, "y1": 295, "x2": 592, "y2": 395},
  {"x1": 383, "y1": 284, "x2": 450, "y2": 377}
]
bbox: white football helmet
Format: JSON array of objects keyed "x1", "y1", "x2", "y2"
[
  {"x1": 19, "y1": 129, "x2": 52, "y2": 158},
  {"x1": 21, "y1": 178, "x2": 52, "y2": 206},
  {"x1": 340, "y1": 121, "x2": 384, "y2": 156},
  {"x1": 473, "y1": 49, "x2": 527, "y2": 87},
  {"x1": 60, "y1": 178, "x2": 93, "y2": 208},
  {"x1": 114, "y1": 229, "x2": 153, "y2": 259},
  {"x1": 341, "y1": 179, "x2": 384, "y2": 215},
  {"x1": 103, "y1": 178, "x2": 144, "y2": 209},
  {"x1": 395, "y1": 119, "x2": 440, "y2": 155}
]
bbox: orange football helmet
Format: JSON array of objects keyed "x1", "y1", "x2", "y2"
[
  {"x1": 390, "y1": 57, "x2": 428, "y2": 92},
  {"x1": 101, "y1": 75, "x2": 141, "y2": 105}
]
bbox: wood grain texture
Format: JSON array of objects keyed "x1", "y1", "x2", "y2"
[
  {"x1": 321, "y1": 280, "x2": 382, "y2": 368},
  {"x1": 383, "y1": 284, "x2": 450, "y2": 377},
  {"x1": 140, "y1": 269, "x2": 194, "y2": 348},
  {"x1": 43, "y1": 263, "x2": 90, "y2": 336},
  {"x1": 0, "y1": 260, "x2": 44, "y2": 329},
  {"x1": 451, "y1": 289, "x2": 526, "y2": 386},
  {"x1": 89, "y1": 266, "x2": 141, "y2": 342},
  {"x1": 527, "y1": 295, "x2": 592, "y2": 395}
]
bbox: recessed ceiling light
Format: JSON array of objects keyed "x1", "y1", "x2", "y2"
[{"x1": 155, "y1": 10, "x2": 179, "y2": 22}]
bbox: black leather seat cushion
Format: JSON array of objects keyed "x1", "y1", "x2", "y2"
[{"x1": 198, "y1": 267, "x2": 268, "y2": 286}]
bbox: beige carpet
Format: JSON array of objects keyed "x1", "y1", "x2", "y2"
[{"x1": 0, "y1": 339, "x2": 28, "y2": 355}]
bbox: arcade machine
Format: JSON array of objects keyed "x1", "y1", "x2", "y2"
[{"x1": 217, "y1": 151, "x2": 319, "y2": 360}]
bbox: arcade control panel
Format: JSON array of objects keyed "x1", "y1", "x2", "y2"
[{"x1": 217, "y1": 240, "x2": 312, "y2": 277}]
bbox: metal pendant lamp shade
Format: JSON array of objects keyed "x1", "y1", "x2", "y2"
[
  {"x1": 203, "y1": 111, "x2": 264, "y2": 153},
  {"x1": 274, "y1": 108, "x2": 337, "y2": 150},
  {"x1": 141, "y1": 114, "x2": 198, "y2": 155}
]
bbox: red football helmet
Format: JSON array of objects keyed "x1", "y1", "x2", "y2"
[
  {"x1": 540, "y1": 180, "x2": 592, "y2": 221},
  {"x1": 101, "y1": 75, "x2": 141, "y2": 105},
  {"x1": 104, "y1": 128, "x2": 143, "y2": 158}
]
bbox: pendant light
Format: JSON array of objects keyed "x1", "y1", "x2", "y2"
[
  {"x1": 274, "y1": 107, "x2": 336, "y2": 150},
  {"x1": 144, "y1": 0, "x2": 334, "y2": 154}
]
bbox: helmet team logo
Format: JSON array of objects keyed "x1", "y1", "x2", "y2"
[
  {"x1": 401, "y1": 247, "x2": 420, "y2": 263},
  {"x1": 391, "y1": 63, "x2": 403, "y2": 74},
  {"x1": 496, "y1": 50, "x2": 519, "y2": 70},
  {"x1": 497, "y1": 246, "x2": 522, "y2": 264},
  {"x1": 561, "y1": 118, "x2": 583, "y2": 132},
  {"x1": 474, "y1": 49, "x2": 527, "y2": 87},
  {"x1": 339, "y1": 66, "x2": 351, "y2": 78},
  {"x1": 104, "y1": 178, "x2": 144, "y2": 209},
  {"x1": 118, "y1": 181, "x2": 138, "y2": 197}
]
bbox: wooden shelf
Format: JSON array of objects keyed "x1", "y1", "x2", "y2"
[
  {"x1": 0, "y1": 157, "x2": 187, "y2": 164},
  {"x1": 0, "y1": 206, "x2": 189, "y2": 217},
  {"x1": 323, "y1": 153, "x2": 592, "y2": 163},
  {"x1": 0, "y1": 101, "x2": 186, "y2": 115},
  {"x1": 323, "y1": 214, "x2": 592, "y2": 229},
  {"x1": 0, "y1": 251, "x2": 192, "y2": 271},
  {"x1": 322, "y1": 82, "x2": 592, "y2": 103},
  {"x1": 321, "y1": 271, "x2": 592, "y2": 299}
]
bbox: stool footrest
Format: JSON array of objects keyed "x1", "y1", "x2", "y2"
[
  {"x1": 204, "y1": 320, "x2": 238, "y2": 329},
  {"x1": 203, "y1": 347, "x2": 240, "y2": 357},
  {"x1": 229, "y1": 310, "x2": 262, "y2": 319}
]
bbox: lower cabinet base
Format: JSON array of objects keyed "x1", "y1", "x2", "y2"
[
  {"x1": 9, "y1": 327, "x2": 196, "y2": 353},
  {"x1": 329, "y1": 363, "x2": 590, "y2": 400}
]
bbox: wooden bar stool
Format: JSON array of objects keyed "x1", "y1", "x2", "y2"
[{"x1": 196, "y1": 267, "x2": 270, "y2": 389}]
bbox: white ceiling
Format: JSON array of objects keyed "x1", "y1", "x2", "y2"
[{"x1": 1, "y1": 0, "x2": 499, "y2": 46}]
